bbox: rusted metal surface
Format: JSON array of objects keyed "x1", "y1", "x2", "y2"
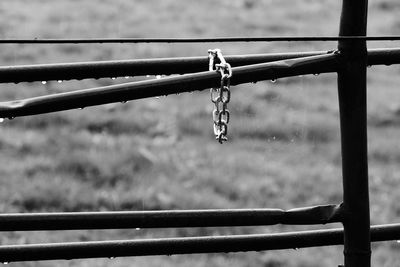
[
  {"x1": 0, "y1": 48, "x2": 398, "y2": 83},
  {"x1": 0, "y1": 223, "x2": 399, "y2": 262},
  {"x1": 338, "y1": 0, "x2": 371, "y2": 266},
  {"x1": 0, "y1": 53, "x2": 340, "y2": 118},
  {"x1": 0, "y1": 205, "x2": 343, "y2": 231}
]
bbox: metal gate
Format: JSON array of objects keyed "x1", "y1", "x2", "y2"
[{"x1": 0, "y1": 1, "x2": 399, "y2": 266}]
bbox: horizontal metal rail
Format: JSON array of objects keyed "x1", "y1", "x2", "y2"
[
  {"x1": 0, "y1": 205, "x2": 342, "y2": 231},
  {"x1": 366, "y1": 48, "x2": 400, "y2": 65},
  {"x1": 0, "y1": 48, "x2": 399, "y2": 83},
  {"x1": 0, "y1": 51, "x2": 326, "y2": 83},
  {"x1": 1, "y1": 36, "x2": 400, "y2": 44},
  {"x1": 0, "y1": 53, "x2": 341, "y2": 118},
  {"x1": 0, "y1": 223, "x2": 399, "y2": 262}
]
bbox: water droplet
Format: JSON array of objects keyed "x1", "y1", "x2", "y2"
[
  {"x1": 397, "y1": 240, "x2": 400, "y2": 243},
  {"x1": 108, "y1": 257, "x2": 115, "y2": 260},
  {"x1": 146, "y1": 75, "x2": 151, "y2": 78},
  {"x1": 41, "y1": 81, "x2": 47, "y2": 85},
  {"x1": 155, "y1": 97, "x2": 160, "y2": 99},
  {"x1": 121, "y1": 101, "x2": 127, "y2": 104},
  {"x1": 156, "y1": 75, "x2": 162, "y2": 79},
  {"x1": 111, "y1": 77, "x2": 116, "y2": 80},
  {"x1": 57, "y1": 80, "x2": 63, "y2": 83},
  {"x1": 313, "y1": 73, "x2": 320, "y2": 76},
  {"x1": 270, "y1": 79, "x2": 277, "y2": 83},
  {"x1": 293, "y1": 248, "x2": 299, "y2": 251},
  {"x1": 0, "y1": 118, "x2": 4, "y2": 123},
  {"x1": 135, "y1": 228, "x2": 141, "y2": 231},
  {"x1": 2, "y1": 262, "x2": 9, "y2": 265},
  {"x1": 79, "y1": 107, "x2": 84, "y2": 110},
  {"x1": 124, "y1": 76, "x2": 130, "y2": 79}
]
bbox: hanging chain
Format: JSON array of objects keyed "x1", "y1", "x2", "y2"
[{"x1": 208, "y1": 49, "x2": 232, "y2": 144}]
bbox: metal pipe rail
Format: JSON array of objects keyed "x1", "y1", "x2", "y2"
[
  {"x1": 0, "y1": 205, "x2": 342, "y2": 231},
  {"x1": 0, "y1": 53, "x2": 340, "y2": 118},
  {"x1": 0, "y1": 223, "x2": 399, "y2": 262},
  {"x1": 0, "y1": 48, "x2": 399, "y2": 83},
  {"x1": 0, "y1": 51, "x2": 326, "y2": 83}
]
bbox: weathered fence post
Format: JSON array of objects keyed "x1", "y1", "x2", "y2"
[{"x1": 337, "y1": 0, "x2": 370, "y2": 266}]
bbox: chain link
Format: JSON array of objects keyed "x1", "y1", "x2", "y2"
[{"x1": 208, "y1": 49, "x2": 232, "y2": 144}]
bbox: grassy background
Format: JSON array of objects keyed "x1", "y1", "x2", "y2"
[{"x1": 0, "y1": 0, "x2": 400, "y2": 266}]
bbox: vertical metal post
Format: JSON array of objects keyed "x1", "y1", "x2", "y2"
[{"x1": 337, "y1": 0, "x2": 370, "y2": 266}]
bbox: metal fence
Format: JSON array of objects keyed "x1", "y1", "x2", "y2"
[{"x1": 0, "y1": 0, "x2": 399, "y2": 266}]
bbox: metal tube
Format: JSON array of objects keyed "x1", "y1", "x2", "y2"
[
  {"x1": 0, "y1": 51, "x2": 326, "y2": 83},
  {"x1": 0, "y1": 223, "x2": 399, "y2": 262},
  {"x1": 0, "y1": 205, "x2": 342, "y2": 231},
  {"x1": 0, "y1": 53, "x2": 340, "y2": 118},
  {"x1": 367, "y1": 48, "x2": 400, "y2": 66},
  {"x1": 0, "y1": 48, "x2": 398, "y2": 83},
  {"x1": 338, "y1": 0, "x2": 370, "y2": 266}
]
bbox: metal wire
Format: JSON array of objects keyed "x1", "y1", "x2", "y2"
[{"x1": 1, "y1": 36, "x2": 400, "y2": 44}]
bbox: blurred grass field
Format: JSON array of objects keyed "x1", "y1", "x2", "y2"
[{"x1": 0, "y1": 0, "x2": 399, "y2": 266}]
